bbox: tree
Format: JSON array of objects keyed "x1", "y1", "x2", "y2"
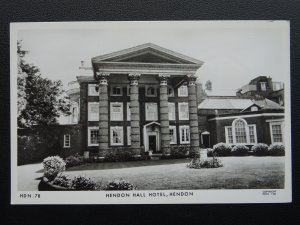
[{"x1": 17, "y1": 41, "x2": 71, "y2": 128}]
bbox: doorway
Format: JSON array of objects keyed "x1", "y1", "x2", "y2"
[
  {"x1": 201, "y1": 131, "x2": 210, "y2": 148},
  {"x1": 148, "y1": 135, "x2": 157, "y2": 153}
]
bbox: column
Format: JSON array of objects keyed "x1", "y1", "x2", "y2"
[
  {"x1": 187, "y1": 75, "x2": 201, "y2": 155},
  {"x1": 96, "y1": 72, "x2": 110, "y2": 155},
  {"x1": 158, "y1": 74, "x2": 171, "y2": 155},
  {"x1": 128, "y1": 73, "x2": 141, "y2": 155}
]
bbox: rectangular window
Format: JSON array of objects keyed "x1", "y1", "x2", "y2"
[
  {"x1": 110, "y1": 126, "x2": 124, "y2": 146},
  {"x1": 178, "y1": 85, "x2": 188, "y2": 97},
  {"x1": 270, "y1": 123, "x2": 283, "y2": 144},
  {"x1": 127, "y1": 102, "x2": 131, "y2": 121},
  {"x1": 260, "y1": 82, "x2": 267, "y2": 91},
  {"x1": 248, "y1": 125, "x2": 257, "y2": 144},
  {"x1": 145, "y1": 103, "x2": 158, "y2": 121},
  {"x1": 111, "y1": 86, "x2": 123, "y2": 96},
  {"x1": 127, "y1": 126, "x2": 131, "y2": 146},
  {"x1": 225, "y1": 127, "x2": 233, "y2": 144},
  {"x1": 168, "y1": 102, "x2": 175, "y2": 120},
  {"x1": 88, "y1": 127, "x2": 99, "y2": 146},
  {"x1": 145, "y1": 85, "x2": 157, "y2": 97},
  {"x1": 63, "y1": 134, "x2": 71, "y2": 148},
  {"x1": 88, "y1": 84, "x2": 98, "y2": 96},
  {"x1": 179, "y1": 126, "x2": 190, "y2": 144},
  {"x1": 88, "y1": 102, "x2": 99, "y2": 121},
  {"x1": 110, "y1": 102, "x2": 123, "y2": 121},
  {"x1": 169, "y1": 126, "x2": 177, "y2": 144},
  {"x1": 178, "y1": 102, "x2": 189, "y2": 120}
]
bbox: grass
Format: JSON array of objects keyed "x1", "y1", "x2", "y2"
[{"x1": 63, "y1": 156, "x2": 285, "y2": 190}]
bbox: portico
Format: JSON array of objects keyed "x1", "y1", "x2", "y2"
[{"x1": 91, "y1": 43, "x2": 204, "y2": 157}]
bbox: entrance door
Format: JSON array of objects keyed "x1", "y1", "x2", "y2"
[
  {"x1": 202, "y1": 134, "x2": 210, "y2": 148},
  {"x1": 148, "y1": 135, "x2": 157, "y2": 153}
]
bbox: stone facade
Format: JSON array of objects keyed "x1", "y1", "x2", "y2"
[{"x1": 77, "y1": 43, "x2": 204, "y2": 157}]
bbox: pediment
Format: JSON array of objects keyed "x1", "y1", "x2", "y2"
[{"x1": 92, "y1": 43, "x2": 203, "y2": 65}]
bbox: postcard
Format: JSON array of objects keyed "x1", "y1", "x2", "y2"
[{"x1": 11, "y1": 21, "x2": 291, "y2": 204}]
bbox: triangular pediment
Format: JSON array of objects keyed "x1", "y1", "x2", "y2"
[{"x1": 92, "y1": 43, "x2": 203, "y2": 65}]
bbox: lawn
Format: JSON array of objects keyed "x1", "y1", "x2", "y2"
[
  {"x1": 64, "y1": 156, "x2": 285, "y2": 190},
  {"x1": 18, "y1": 156, "x2": 285, "y2": 191}
]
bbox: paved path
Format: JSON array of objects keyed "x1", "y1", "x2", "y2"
[{"x1": 18, "y1": 163, "x2": 43, "y2": 191}]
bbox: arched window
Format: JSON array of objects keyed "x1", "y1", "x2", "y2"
[
  {"x1": 225, "y1": 118, "x2": 257, "y2": 145},
  {"x1": 234, "y1": 119, "x2": 247, "y2": 143}
]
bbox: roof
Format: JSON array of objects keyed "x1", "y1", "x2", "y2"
[
  {"x1": 253, "y1": 98, "x2": 283, "y2": 109},
  {"x1": 198, "y1": 98, "x2": 283, "y2": 110},
  {"x1": 92, "y1": 43, "x2": 204, "y2": 65},
  {"x1": 198, "y1": 98, "x2": 254, "y2": 110}
]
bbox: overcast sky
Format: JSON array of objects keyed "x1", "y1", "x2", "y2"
[{"x1": 17, "y1": 21, "x2": 289, "y2": 93}]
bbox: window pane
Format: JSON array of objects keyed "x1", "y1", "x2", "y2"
[
  {"x1": 235, "y1": 120, "x2": 247, "y2": 143},
  {"x1": 168, "y1": 103, "x2": 175, "y2": 120},
  {"x1": 146, "y1": 103, "x2": 157, "y2": 120},
  {"x1": 272, "y1": 124, "x2": 283, "y2": 142},
  {"x1": 112, "y1": 87, "x2": 122, "y2": 95},
  {"x1": 227, "y1": 127, "x2": 233, "y2": 144},
  {"x1": 179, "y1": 103, "x2": 189, "y2": 120},
  {"x1": 89, "y1": 103, "x2": 99, "y2": 121},
  {"x1": 249, "y1": 126, "x2": 256, "y2": 143},
  {"x1": 111, "y1": 103, "x2": 123, "y2": 121},
  {"x1": 178, "y1": 85, "x2": 188, "y2": 96},
  {"x1": 90, "y1": 130, "x2": 99, "y2": 144},
  {"x1": 111, "y1": 127, "x2": 123, "y2": 145}
]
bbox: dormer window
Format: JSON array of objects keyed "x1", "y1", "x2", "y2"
[{"x1": 260, "y1": 82, "x2": 267, "y2": 91}]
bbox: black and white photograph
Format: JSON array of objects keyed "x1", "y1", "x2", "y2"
[{"x1": 10, "y1": 21, "x2": 291, "y2": 204}]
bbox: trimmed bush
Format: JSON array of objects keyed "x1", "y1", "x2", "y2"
[
  {"x1": 71, "y1": 175, "x2": 98, "y2": 190},
  {"x1": 207, "y1": 148, "x2": 214, "y2": 157},
  {"x1": 42, "y1": 156, "x2": 66, "y2": 180},
  {"x1": 52, "y1": 174, "x2": 72, "y2": 188},
  {"x1": 65, "y1": 154, "x2": 84, "y2": 168},
  {"x1": 231, "y1": 145, "x2": 249, "y2": 156},
  {"x1": 213, "y1": 143, "x2": 232, "y2": 156},
  {"x1": 187, "y1": 157, "x2": 223, "y2": 169},
  {"x1": 252, "y1": 143, "x2": 269, "y2": 156},
  {"x1": 169, "y1": 145, "x2": 190, "y2": 159},
  {"x1": 269, "y1": 144, "x2": 285, "y2": 156},
  {"x1": 103, "y1": 148, "x2": 136, "y2": 162},
  {"x1": 106, "y1": 179, "x2": 135, "y2": 190}
]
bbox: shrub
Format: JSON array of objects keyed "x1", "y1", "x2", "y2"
[
  {"x1": 187, "y1": 157, "x2": 223, "y2": 169},
  {"x1": 71, "y1": 175, "x2": 98, "y2": 190},
  {"x1": 106, "y1": 179, "x2": 135, "y2": 190},
  {"x1": 52, "y1": 174, "x2": 72, "y2": 188},
  {"x1": 207, "y1": 148, "x2": 214, "y2": 157},
  {"x1": 116, "y1": 150, "x2": 134, "y2": 161},
  {"x1": 169, "y1": 145, "x2": 189, "y2": 159},
  {"x1": 269, "y1": 144, "x2": 285, "y2": 156},
  {"x1": 65, "y1": 154, "x2": 84, "y2": 168},
  {"x1": 252, "y1": 143, "x2": 269, "y2": 156},
  {"x1": 231, "y1": 145, "x2": 249, "y2": 156},
  {"x1": 42, "y1": 156, "x2": 66, "y2": 180},
  {"x1": 213, "y1": 143, "x2": 232, "y2": 156}
]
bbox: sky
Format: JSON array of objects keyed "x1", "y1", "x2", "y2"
[{"x1": 17, "y1": 21, "x2": 289, "y2": 93}]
